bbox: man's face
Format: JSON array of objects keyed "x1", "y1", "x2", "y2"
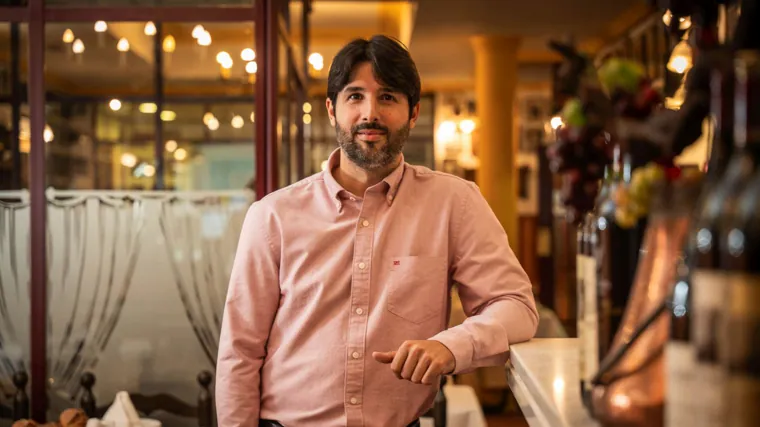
[{"x1": 326, "y1": 62, "x2": 420, "y2": 171}]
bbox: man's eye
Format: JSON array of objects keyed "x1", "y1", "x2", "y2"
[
  {"x1": 381, "y1": 94, "x2": 397, "y2": 101},
  {"x1": 348, "y1": 93, "x2": 362, "y2": 101}
]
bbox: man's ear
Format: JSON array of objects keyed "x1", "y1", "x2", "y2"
[
  {"x1": 326, "y1": 98, "x2": 336, "y2": 127},
  {"x1": 408, "y1": 102, "x2": 421, "y2": 129}
]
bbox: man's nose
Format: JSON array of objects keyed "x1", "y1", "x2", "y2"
[{"x1": 361, "y1": 98, "x2": 380, "y2": 122}]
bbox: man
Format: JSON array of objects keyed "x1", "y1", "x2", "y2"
[{"x1": 216, "y1": 35, "x2": 538, "y2": 427}]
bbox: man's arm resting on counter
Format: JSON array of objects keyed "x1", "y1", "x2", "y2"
[
  {"x1": 216, "y1": 202, "x2": 281, "y2": 426},
  {"x1": 430, "y1": 182, "x2": 539, "y2": 374}
]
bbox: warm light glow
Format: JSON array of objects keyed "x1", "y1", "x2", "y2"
[
  {"x1": 241, "y1": 48, "x2": 255, "y2": 61},
  {"x1": 662, "y1": 10, "x2": 692, "y2": 30},
  {"x1": 550, "y1": 116, "x2": 564, "y2": 129},
  {"x1": 245, "y1": 61, "x2": 258, "y2": 74},
  {"x1": 162, "y1": 35, "x2": 176, "y2": 53},
  {"x1": 459, "y1": 119, "x2": 476, "y2": 134},
  {"x1": 192, "y1": 25, "x2": 205, "y2": 39},
  {"x1": 62, "y1": 29, "x2": 75, "y2": 43},
  {"x1": 611, "y1": 393, "x2": 631, "y2": 410},
  {"x1": 308, "y1": 52, "x2": 324, "y2": 71},
  {"x1": 303, "y1": 114, "x2": 312, "y2": 124},
  {"x1": 231, "y1": 115, "x2": 245, "y2": 129},
  {"x1": 221, "y1": 58, "x2": 233, "y2": 69},
  {"x1": 197, "y1": 31, "x2": 212, "y2": 46},
  {"x1": 117, "y1": 38, "x2": 130, "y2": 52},
  {"x1": 207, "y1": 117, "x2": 220, "y2": 131},
  {"x1": 437, "y1": 120, "x2": 457, "y2": 141},
  {"x1": 216, "y1": 51, "x2": 232, "y2": 64},
  {"x1": 174, "y1": 148, "x2": 188, "y2": 161},
  {"x1": 143, "y1": 164, "x2": 156, "y2": 177},
  {"x1": 72, "y1": 39, "x2": 85, "y2": 54},
  {"x1": 250, "y1": 112, "x2": 255, "y2": 122},
  {"x1": 165, "y1": 140, "x2": 178, "y2": 152},
  {"x1": 203, "y1": 112, "x2": 215, "y2": 125},
  {"x1": 139, "y1": 103, "x2": 157, "y2": 114},
  {"x1": 144, "y1": 21, "x2": 156, "y2": 36},
  {"x1": 303, "y1": 102, "x2": 312, "y2": 113},
  {"x1": 109, "y1": 99, "x2": 122, "y2": 111},
  {"x1": 667, "y1": 40, "x2": 693, "y2": 74},
  {"x1": 120, "y1": 152, "x2": 138, "y2": 168},
  {"x1": 552, "y1": 377, "x2": 565, "y2": 392},
  {"x1": 94, "y1": 21, "x2": 108, "y2": 33},
  {"x1": 160, "y1": 110, "x2": 176, "y2": 121},
  {"x1": 43, "y1": 125, "x2": 54, "y2": 143},
  {"x1": 321, "y1": 160, "x2": 328, "y2": 171}
]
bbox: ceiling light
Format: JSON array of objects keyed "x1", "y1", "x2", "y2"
[
  {"x1": 197, "y1": 31, "x2": 212, "y2": 47},
  {"x1": 174, "y1": 148, "x2": 188, "y2": 161},
  {"x1": 120, "y1": 152, "x2": 137, "y2": 168},
  {"x1": 231, "y1": 115, "x2": 244, "y2": 129},
  {"x1": 144, "y1": 22, "x2": 156, "y2": 36},
  {"x1": 62, "y1": 29, "x2": 75, "y2": 43},
  {"x1": 303, "y1": 102, "x2": 312, "y2": 113},
  {"x1": 192, "y1": 25, "x2": 205, "y2": 39},
  {"x1": 72, "y1": 39, "x2": 85, "y2": 54},
  {"x1": 459, "y1": 119, "x2": 476, "y2": 135},
  {"x1": 241, "y1": 48, "x2": 255, "y2": 61},
  {"x1": 139, "y1": 103, "x2": 157, "y2": 114},
  {"x1": 117, "y1": 38, "x2": 130, "y2": 52},
  {"x1": 303, "y1": 114, "x2": 312, "y2": 125},
  {"x1": 163, "y1": 35, "x2": 176, "y2": 53},
  {"x1": 207, "y1": 117, "x2": 220, "y2": 131},
  {"x1": 160, "y1": 110, "x2": 176, "y2": 121},
  {"x1": 216, "y1": 51, "x2": 231, "y2": 64},
  {"x1": 109, "y1": 99, "x2": 122, "y2": 111},
  {"x1": 143, "y1": 164, "x2": 156, "y2": 177},
  {"x1": 165, "y1": 140, "x2": 178, "y2": 153},
  {"x1": 94, "y1": 21, "x2": 108, "y2": 33},
  {"x1": 246, "y1": 61, "x2": 257, "y2": 74},
  {"x1": 43, "y1": 125, "x2": 54, "y2": 143},
  {"x1": 203, "y1": 112, "x2": 215, "y2": 125},
  {"x1": 250, "y1": 112, "x2": 255, "y2": 122}
]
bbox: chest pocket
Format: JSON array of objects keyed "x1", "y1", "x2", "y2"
[{"x1": 386, "y1": 256, "x2": 448, "y2": 324}]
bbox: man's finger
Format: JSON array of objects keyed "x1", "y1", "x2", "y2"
[
  {"x1": 372, "y1": 351, "x2": 396, "y2": 364},
  {"x1": 421, "y1": 360, "x2": 443, "y2": 385},
  {"x1": 401, "y1": 346, "x2": 422, "y2": 380},
  {"x1": 411, "y1": 355, "x2": 432, "y2": 384},
  {"x1": 390, "y1": 344, "x2": 410, "y2": 379}
]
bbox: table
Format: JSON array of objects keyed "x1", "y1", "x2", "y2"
[
  {"x1": 420, "y1": 384, "x2": 487, "y2": 427},
  {"x1": 507, "y1": 338, "x2": 599, "y2": 427}
]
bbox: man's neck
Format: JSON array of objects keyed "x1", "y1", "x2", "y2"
[{"x1": 333, "y1": 150, "x2": 400, "y2": 197}]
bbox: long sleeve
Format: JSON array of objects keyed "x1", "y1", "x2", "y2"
[
  {"x1": 216, "y1": 202, "x2": 281, "y2": 426},
  {"x1": 430, "y1": 182, "x2": 539, "y2": 374}
]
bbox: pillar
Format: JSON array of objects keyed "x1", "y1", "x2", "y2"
[{"x1": 470, "y1": 35, "x2": 521, "y2": 247}]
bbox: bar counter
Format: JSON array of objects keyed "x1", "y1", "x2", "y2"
[{"x1": 507, "y1": 338, "x2": 600, "y2": 427}]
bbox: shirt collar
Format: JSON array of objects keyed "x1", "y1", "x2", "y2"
[{"x1": 322, "y1": 147, "x2": 406, "y2": 209}]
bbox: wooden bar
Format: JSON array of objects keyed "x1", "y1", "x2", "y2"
[{"x1": 27, "y1": 0, "x2": 48, "y2": 420}]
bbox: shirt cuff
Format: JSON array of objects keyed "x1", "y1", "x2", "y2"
[{"x1": 429, "y1": 327, "x2": 474, "y2": 375}]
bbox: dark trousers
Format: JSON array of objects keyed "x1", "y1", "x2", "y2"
[{"x1": 259, "y1": 419, "x2": 421, "y2": 427}]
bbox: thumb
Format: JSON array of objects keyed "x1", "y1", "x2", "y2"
[{"x1": 372, "y1": 351, "x2": 396, "y2": 364}]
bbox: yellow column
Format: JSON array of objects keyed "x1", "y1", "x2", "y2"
[{"x1": 470, "y1": 35, "x2": 521, "y2": 246}]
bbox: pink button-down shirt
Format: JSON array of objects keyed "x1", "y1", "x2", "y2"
[{"x1": 216, "y1": 149, "x2": 538, "y2": 427}]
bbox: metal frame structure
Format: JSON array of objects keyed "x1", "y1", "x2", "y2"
[{"x1": 0, "y1": 0, "x2": 310, "y2": 421}]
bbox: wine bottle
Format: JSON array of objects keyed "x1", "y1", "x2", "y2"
[
  {"x1": 577, "y1": 215, "x2": 591, "y2": 409},
  {"x1": 666, "y1": 50, "x2": 737, "y2": 427},
  {"x1": 718, "y1": 49, "x2": 760, "y2": 427}
]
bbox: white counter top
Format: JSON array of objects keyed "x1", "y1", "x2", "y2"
[{"x1": 507, "y1": 338, "x2": 599, "y2": 427}]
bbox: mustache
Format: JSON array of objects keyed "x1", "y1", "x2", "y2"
[{"x1": 352, "y1": 122, "x2": 389, "y2": 135}]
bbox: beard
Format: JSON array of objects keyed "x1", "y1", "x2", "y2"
[{"x1": 335, "y1": 121, "x2": 409, "y2": 171}]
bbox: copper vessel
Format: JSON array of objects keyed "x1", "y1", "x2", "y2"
[{"x1": 589, "y1": 177, "x2": 702, "y2": 426}]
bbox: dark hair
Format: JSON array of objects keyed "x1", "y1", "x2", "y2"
[{"x1": 327, "y1": 35, "x2": 421, "y2": 118}]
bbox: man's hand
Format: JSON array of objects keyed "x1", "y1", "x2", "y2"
[{"x1": 372, "y1": 340, "x2": 455, "y2": 385}]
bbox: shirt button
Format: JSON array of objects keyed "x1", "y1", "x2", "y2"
[
  {"x1": 350, "y1": 397, "x2": 358, "y2": 405},
  {"x1": 362, "y1": 220, "x2": 370, "y2": 227},
  {"x1": 352, "y1": 351, "x2": 361, "y2": 359},
  {"x1": 358, "y1": 262, "x2": 366, "y2": 270},
  {"x1": 355, "y1": 307, "x2": 364, "y2": 315}
]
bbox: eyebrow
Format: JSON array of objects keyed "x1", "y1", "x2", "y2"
[{"x1": 342, "y1": 85, "x2": 401, "y2": 94}]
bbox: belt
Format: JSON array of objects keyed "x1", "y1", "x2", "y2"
[{"x1": 259, "y1": 419, "x2": 421, "y2": 427}]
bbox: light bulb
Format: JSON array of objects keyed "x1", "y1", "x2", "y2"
[
  {"x1": 241, "y1": 48, "x2": 255, "y2": 61},
  {"x1": 667, "y1": 40, "x2": 693, "y2": 74},
  {"x1": 162, "y1": 35, "x2": 176, "y2": 53},
  {"x1": 43, "y1": 125, "x2": 54, "y2": 143},
  {"x1": 216, "y1": 51, "x2": 231, "y2": 64},
  {"x1": 139, "y1": 103, "x2": 157, "y2": 114},
  {"x1": 192, "y1": 25, "x2": 205, "y2": 39},
  {"x1": 245, "y1": 61, "x2": 257, "y2": 74},
  {"x1": 174, "y1": 148, "x2": 188, "y2": 161},
  {"x1": 117, "y1": 38, "x2": 130, "y2": 52},
  {"x1": 550, "y1": 116, "x2": 564, "y2": 129},
  {"x1": 72, "y1": 39, "x2": 85, "y2": 54},
  {"x1": 120, "y1": 152, "x2": 137, "y2": 168},
  {"x1": 165, "y1": 140, "x2": 178, "y2": 152},
  {"x1": 197, "y1": 31, "x2": 211, "y2": 47},
  {"x1": 231, "y1": 115, "x2": 244, "y2": 129},
  {"x1": 109, "y1": 99, "x2": 122, "y2": 111},
  {"x1": 303, "y1": 102, "x2": 312, "y2": 113},
  {"x1": 144, "y1": 22, "x2": 156, "y2": 36},
  {"x1": 207, "y1": 117, "x2": 220, "y2": 131},
  {"x1": 94, "y1": 21, "x2": 107, "y2": 33},
  {"x1": 143, "y1": 164, "x2": 156, "y2": 177},
  {"x1": 303, "y1": 114, "x2": 312, "y2": 125},
  {"x1": 203, "y1": 112, "x2": 215, "y2": 125},
  {"x1": 62, "y1": 29, "x2": 75, "y2": 43},
  {"x1": 160, "y1": 110, "x2": 176, "y2": 122},
  {"x1": 308, "y1": 52, "x2": 323, "y2": 66},
  {"x1": 250, "y1": 112, "x2": 255, "y2": 122},
  {"x1": 459, "y1": 119, "x2": 476, "y2": 134}
]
